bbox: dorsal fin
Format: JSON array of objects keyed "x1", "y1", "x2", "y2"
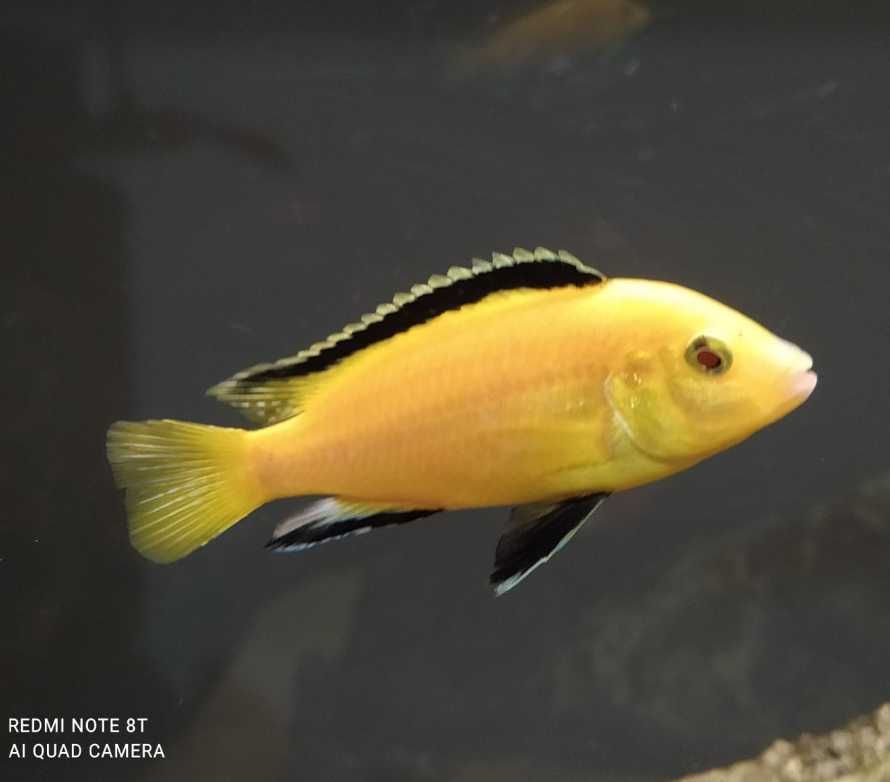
[{"x1": 208, "y1": 247, "x2": 605, "y2": 425}]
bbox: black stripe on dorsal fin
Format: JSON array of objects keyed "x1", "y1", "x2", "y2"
[{"x1": 209, "y1": 247, "x2": 604, "y2": 423}]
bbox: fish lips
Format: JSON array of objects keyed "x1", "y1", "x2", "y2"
[
  {"x1": 790, "y1": 369, "x2": 818, "y2": 400},
  {"x1": 775, "y1": 344, "x2": 817, "y2": 416}
]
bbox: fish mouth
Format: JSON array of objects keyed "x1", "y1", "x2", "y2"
[
  {"x1": 789, "y1": 369, "x2": 818, "y2": 400},
  {"x1": 787, "y1": 345, "x2": 816, "y2": 401},
  {"x1": 778, "y1": 346, "x2": 817, "y2": 415}
]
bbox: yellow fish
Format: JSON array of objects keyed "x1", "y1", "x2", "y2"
[
  {"x1": 107, "y1": 247, "x2": 816, "y2": 594},
  {"x1": 458, "y1": 0, "x2": 651, "y2": 71}
]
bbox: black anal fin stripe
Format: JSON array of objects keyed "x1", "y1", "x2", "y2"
[
  {"x1": 266, "y1": 501, "x2": 441, "y2": 552},
  {"x1": 490, "y1": 493, "x2": 610, "y2": 596}
]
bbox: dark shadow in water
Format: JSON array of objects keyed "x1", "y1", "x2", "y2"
[
  {"x1": 0, "y1": 21, "x2": 166, "y2": 779},
  {"x1": 0, "y1": 14, "x2": 295, "y2": 780},
  {"x1": 282, "y1": 475, "x2": 890, "y2": 781}
]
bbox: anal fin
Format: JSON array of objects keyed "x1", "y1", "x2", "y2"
[
  {"x1": 490, "y1": 493, "x2": 610, "y2": 596},
  {"x1": 266, "y1": 498, "x2": 441, "y2": 552}
]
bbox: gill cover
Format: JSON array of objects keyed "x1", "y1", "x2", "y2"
[{"x1": 605, "y1": 350, "x2": 702, "y2": 462}]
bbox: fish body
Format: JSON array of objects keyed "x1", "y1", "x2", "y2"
[
  {"x1": 107, "y1": 248, "x2": 816, "y2": 594},
  {"x1": 458, "y1": 0, "x2": 651, "y2": 71},
  {"x1": 254, "y1": 282, "x2": 694, "y2": 506}
]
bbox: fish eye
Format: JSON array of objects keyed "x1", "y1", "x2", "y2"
[{"x1": 685, "y1": 336, "x2": 732, "y2": 375}]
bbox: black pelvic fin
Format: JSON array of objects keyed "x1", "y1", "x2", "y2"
[
  {"x1": 266, "y1": 498, "x2": 441, "y2": 552},
  {"x1": 490, "y1": 493, "x2": 610, "y2": 596},
  {"x1": 210, "y1": 247, "x2": 605, "y2": 419}
]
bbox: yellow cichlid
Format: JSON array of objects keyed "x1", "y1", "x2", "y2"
[
  {"x1": 107, "y1": 247, "x2": 816, "y2": 594},
  {"x1": 455, "y1": 0, "x2": 651, "y2": 72}
]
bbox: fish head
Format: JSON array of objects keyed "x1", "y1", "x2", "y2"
[{"x1": 604, "y1": 279, "x2": 816, "y2": 465}]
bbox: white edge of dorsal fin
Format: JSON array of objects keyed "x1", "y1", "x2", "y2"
[{"x1": 512, "y1": 246, "x2": 534, "y2": 262}]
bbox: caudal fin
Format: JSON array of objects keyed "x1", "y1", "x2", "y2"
[{"x1": 106, "y1": 419, "x2": 264, "y2": 563}]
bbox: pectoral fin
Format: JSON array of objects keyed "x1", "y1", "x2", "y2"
[{"x1": 490, "y1": 493, "x2": 610, "y2": 596}]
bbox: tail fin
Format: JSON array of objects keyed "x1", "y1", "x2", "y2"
[{"x1": 106, "y1": 419, "x2": 264, "y2": 563}]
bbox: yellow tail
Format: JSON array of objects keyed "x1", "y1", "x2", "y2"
[{"x1": 106, "y1": 419, "x2": 264, "y2": 563}]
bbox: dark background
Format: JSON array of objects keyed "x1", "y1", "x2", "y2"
[{"x1": 3, "y1": 1, "x2": 890, "y2": 780}]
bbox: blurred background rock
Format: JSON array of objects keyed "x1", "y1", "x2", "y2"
[{"x1": 676, "y1": 702, "x2": 890, "y2": 782}]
